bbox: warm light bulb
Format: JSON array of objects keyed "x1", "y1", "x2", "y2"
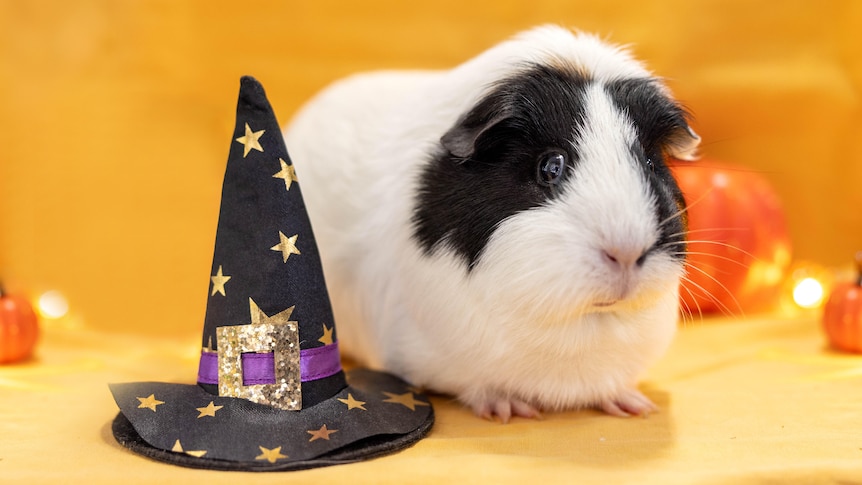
[
  {"x1": 38, "y1": 290, "x2": 69, "y2": 319},
  {"x1": 793, "y1": 277, "x2": 825, "y2": 309}
]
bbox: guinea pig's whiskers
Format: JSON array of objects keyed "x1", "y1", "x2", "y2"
[
  {"x1": 671, "y1": 185, "x2": 719, "y2": 221},
  {"x1": 676, "y1": 249, "x2": 750, "y2": 269},
  {"x1": 664, "y1": 227, "x2": 753, "y2": 240},
  {"x1": 659, "y1": 233, "x2": 759, "y2": 272},
  {"x1": 659, "y1": 220, "x2": 755, "y2": 321},
  {"x1": 656, "y1": 186, "x2": 718, "y2": 231},
  {"x1": 679, "y1": 262, "x2": 744, "y2": 318},
  {"x1": 682, "y1": 239, "x2": 761, "y2": 263},
  {"x1": 676, "y1": 282, "x2": 702, "y2": 327},
  {"x1": 678, "y1": 273, "x2": 734, "y2": 318},
  {"x1": 656, "y1": 209, "x2": 687, "y2": 233}
]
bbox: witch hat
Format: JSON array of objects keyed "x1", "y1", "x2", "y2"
[{"x1": 109, "y1": 76, "x2": 434, "y2": 471}]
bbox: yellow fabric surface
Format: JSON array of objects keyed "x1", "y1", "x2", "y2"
[{"x1": 2, "y1": 316, "x2": 861, "y2": 483}]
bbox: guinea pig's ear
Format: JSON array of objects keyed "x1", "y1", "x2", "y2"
[
  {"x1": 665, "y1": 125, "x2": 701, "y2": 161},
  {"x1": 440, "y1": 109, "x2": 510, "y2": 161}
]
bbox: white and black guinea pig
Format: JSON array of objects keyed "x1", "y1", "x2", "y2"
[{"x1": 283, "y1": 25, "x2": 700, "y2": 422}]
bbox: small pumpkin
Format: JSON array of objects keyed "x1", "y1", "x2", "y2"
[
  {"x1": 0, "y1": 284, "x2": 40, "y2": 364},
  {"x1": 670, "y1": 160, "x2": 792, "y2": 315},
  {"x1": 822, "y1": 253, "x2": 862, "y2": 353}
]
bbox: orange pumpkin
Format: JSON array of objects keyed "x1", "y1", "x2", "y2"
[
  {"x1": 822, "y1": 253, "x2": 862, "y2": 353},
  {"x1": 0, "y1": 285, "x2": 40, "y2": 364},
  {"x1": 670, "y1": 160, "x2": 792, "y2": 315}
]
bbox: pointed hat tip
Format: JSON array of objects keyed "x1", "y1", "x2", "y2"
[
  {"x1": 239, "y1": 76, "x2": 268, "y2": 103},
  {"x1": 240, "y1": 75, "x2": 261, "y2": 87}
]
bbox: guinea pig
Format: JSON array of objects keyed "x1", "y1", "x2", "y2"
[{"x1": 283, "y1": 25, "x2": 700, "y2": 422}]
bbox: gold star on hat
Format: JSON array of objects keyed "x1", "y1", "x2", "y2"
[
  {"x1": 273, "y1": 158, "x2": 298, "y2": 191},
  {"x1": 210, "y1": 265, "x2": 231, "y2": 297},
  {"x1": 195, "y1": 401, "x2": 223, "y2": 418},
  {"x1": 255, "y1": 446, "x2": 288, "y2": 464},
  {"x1": 307, "y1": 424, "x2": 338, "y2": 442},
  {"x1": 337, "y1": 393, "x2": 367, "y2": 411},
  {"x1": 382, "y1": 392, "x2": 430, "y2": 411},
  {"x1": 270, "y1": 232, "x2": 301, "y2": 263},
  {"x1": 235, "y1": 123, "x2": 265, "y2": 157},
  {"x1": 136, "y1": 394, "x2": 165, "y2": 412}
]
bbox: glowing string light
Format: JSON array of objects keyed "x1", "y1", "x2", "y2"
[
  {"x1": 38, "y1": 290, "x2": 69, "y2": 319},
  {"x1": 792, "y1": 277, "x2": 825, "y2": 309}
]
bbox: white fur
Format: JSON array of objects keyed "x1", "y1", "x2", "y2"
[{"x1": 284, "y1": 25, "x2": 688, "y2": 418}]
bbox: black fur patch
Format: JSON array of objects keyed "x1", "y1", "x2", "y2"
[
  {"x1": 412, "y1": 65, "x2": 589, "y2": 268},
  {"x1": 412, "y1": 66, "x2": 691, "y2": 269}
]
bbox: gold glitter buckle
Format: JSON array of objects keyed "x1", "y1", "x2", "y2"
[{"x1": 216, "y1": 299, "x2": 301, "y2": 411}]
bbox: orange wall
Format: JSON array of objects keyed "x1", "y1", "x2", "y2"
[{"x1": 1, "y1": 0, "x2": 860, "y2": 335}]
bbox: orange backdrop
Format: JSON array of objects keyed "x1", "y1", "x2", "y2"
[{"x1": 1, "y1": 0, "x2": 860, "y2": 336}]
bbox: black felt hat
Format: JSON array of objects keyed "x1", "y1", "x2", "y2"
[{"x1": 109, "y1": 76, "x2": 434, "y2": 471}]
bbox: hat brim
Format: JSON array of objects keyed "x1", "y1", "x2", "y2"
[{"x1": 109, "y1": 368, "x2": 434, "y2": 471}]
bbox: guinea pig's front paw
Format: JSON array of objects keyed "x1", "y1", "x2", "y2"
[
  {"x1": 599, "y1": 388, "x2": 658, "y2": 418},
  {"x1": 471, "y1": 398, "x2": 543, "y2": 424}
]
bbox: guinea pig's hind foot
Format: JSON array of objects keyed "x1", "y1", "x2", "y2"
[
  {"x1": 473, "y1": 398, "x2": 543, "y2": 424},
  {"x1": 599, "y1": 388, "x2": 657, "y2": 418}
]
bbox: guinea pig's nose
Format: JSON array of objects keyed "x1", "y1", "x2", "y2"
[{"x1": 602, "y1": 247, "x2": 648, "y2": 270}]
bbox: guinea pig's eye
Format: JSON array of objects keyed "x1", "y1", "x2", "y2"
[
  {"x1": 536, "y1": 150, "x2": 567, "y2": 186},
  {"x1": 644, "y1": 149, "x2": 662, "y2": 172},
  {"x1": 645, "y1": 157, "x2": 655, "y2": 172}
]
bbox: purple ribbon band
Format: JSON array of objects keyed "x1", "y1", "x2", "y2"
[{"x1": 197, "y1": 341, "x2": 341, "y2": 386}]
